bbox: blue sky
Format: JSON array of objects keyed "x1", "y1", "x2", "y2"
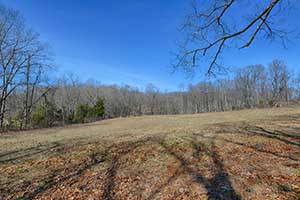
[{"x1": 0, "y1": 0, "x2": 299, "y2": 91}]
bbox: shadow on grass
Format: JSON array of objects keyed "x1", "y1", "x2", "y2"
[
  {"x1": 223, "y1": 139, "x2": 300, "y2": 162},
  {"x1": 16, "y1": 136, "x2": 161, "y2": 200},
  {"x1": 102, "y1": 136, "x2": 162, "y2": 200},
  {"x1": 0, "y1": 139, "x2": 104, "y2": 165},
  {"x1": 10, "y1": 122, "x2": 300, "y2": 199},
  {"x1": 0, "y1": 142, "x2": 61, "y2": 164},
  {"x1": 211, "y1": 123, "x2": 300, "y2": 159},
  {"x1": 20, "y1": 151, "x2": 106, "y2": 199},
  {"x1": 245, "y1": 126, "x2": 300, "y2": 147},
  {"x1": 145, "y1": 165, "x2": 184, "y2": 200},
  {"x1": 147, "y1": 137, "x2": 241, "y2": 200}
]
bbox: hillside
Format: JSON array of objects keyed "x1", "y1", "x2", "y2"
[{"x1": 1, "y1": 106, "x2": 300, "y2": 199}]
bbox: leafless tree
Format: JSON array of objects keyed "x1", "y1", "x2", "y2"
[
  {"x1": 0, "y1": 6, "x2": 38, "y2": 128},
  {"x1": 268, "y1": 59, "x2": 291, "y2": 102},
  {"x1": 174, "y1": 0, "x2": 292, "y2": 75},
  {"x1": 294, "y1": 72, "x2": 300, "y2": 100},
  {"x1": 0, "y1": 5, "x2": 51, "y2": 129},
  {"x1": 146, "y1": 84, "x2": 159, "y2": 115},
  {"x1": 20, "y1": 43, "x2": 51, "y2": 129},
  {"x1": 235, "y1": 65, "x2": 265, "y2": 108},
  {"x1": 55, "y1": 73, "x2": 81, "y2": 124}
]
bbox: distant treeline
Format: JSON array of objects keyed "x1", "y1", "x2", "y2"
[
  {"x1": 1, "y1": 4, "x2": 300, "y2": 130},
  {"x1": 5, "y1": 58, "x2": 300, "y2": 130}
]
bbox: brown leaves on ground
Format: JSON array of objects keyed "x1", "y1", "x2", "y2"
[{"x1": 0, "y1": 111, "x2": 300, "y2": 199}]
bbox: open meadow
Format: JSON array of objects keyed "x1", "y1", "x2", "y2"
[
  {"x1": 1, "y1": 1, "x2": 300, "y2": 199},
  {"x1": 1, "y1": 106, "x2": 300, "y2": 200}
]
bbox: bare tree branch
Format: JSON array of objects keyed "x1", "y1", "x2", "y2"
[{"x1": 174, "y1": 0, "x2": 290, "y2": 76}]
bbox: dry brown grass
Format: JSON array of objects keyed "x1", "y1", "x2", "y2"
[{"x1": 1, "y1": 106, "x2": 300, "y2": 199}]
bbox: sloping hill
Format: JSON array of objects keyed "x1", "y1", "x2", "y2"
[{"x1": 1, "y1": 106, "x2": 300, "y2": 199}]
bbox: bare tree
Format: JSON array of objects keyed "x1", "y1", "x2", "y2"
[
  {"x1": 235, "y1": 65, "x2": 265, "y2": 108},
  {"x1": 0, "y1": 6, "x2": 40, "y2": 128},
  {"x1": 294, "y1": 72, "x2": 300, "y2": 100},
  {"x1": 268, "y1": 59, "x2": 290, "y2": 102},
  {"x1": 174, "y1": 0, "x2": 291, "y2": 75},
  {"x1": 145, "y1": 84, "x2": 159, "y2": 115},
  {"x1": 55, "y1": 73, "x2": 81, "y2": 124},
  {"x1": 0, "y1": 5, "x2": 51, "y2": 129},
  {"x1": 20, "y1": 45, "x2": 50, "y2": 129}
]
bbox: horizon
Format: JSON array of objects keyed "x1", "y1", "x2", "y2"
[{"x1": 0, "y1": 0, "x2": 299, "y2": 91}]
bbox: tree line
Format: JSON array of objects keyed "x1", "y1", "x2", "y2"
[
  {"x1": 1, "y1": 4, "x2": 299, "y2": 131},
  {"x1": 5, "y1": 59, "x2": 300, "y2": 131}
]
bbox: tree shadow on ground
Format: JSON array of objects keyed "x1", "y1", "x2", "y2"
[
  {"x1": 102, "y1": 136, "x2": 162, "y2": 200},
  {"x1": 0, "y1": 139, "x2": 106, "y2": 165},
  {"x1": 9, "y1": 122, "x2": 300, "y2": 199},
  {"x1": 223, "y1": 139, "x2": 300, "y2": 162},
  {"x1": 0, "y1": 142, "x2": 61, "y2": 164},
  {"x1": 15, "y1": 136, "x2": 161, "y2": 200},
  {"x1": 149, "y1": 137, "x2": 241, "y2": 200},
  {"x1": 19, "y1": 151, "x2": 106, "y2": 199},
  {"x1": 195, "y1": 123, "x2": 300, "y2": 162},
  {"x1": 245, "y1": 126, "x2": 300, "y2": 147},
  {"x1": 145, "y1": 165, "x2": 184, "y2": 200}
]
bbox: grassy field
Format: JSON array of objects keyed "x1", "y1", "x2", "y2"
[{"x1": 0, "y1": 107, "x2": 300, "y2": 200}]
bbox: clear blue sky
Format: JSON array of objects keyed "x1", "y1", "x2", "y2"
[{"x1": 0, "y1": 0, "x2": 299, "y2": 91}]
